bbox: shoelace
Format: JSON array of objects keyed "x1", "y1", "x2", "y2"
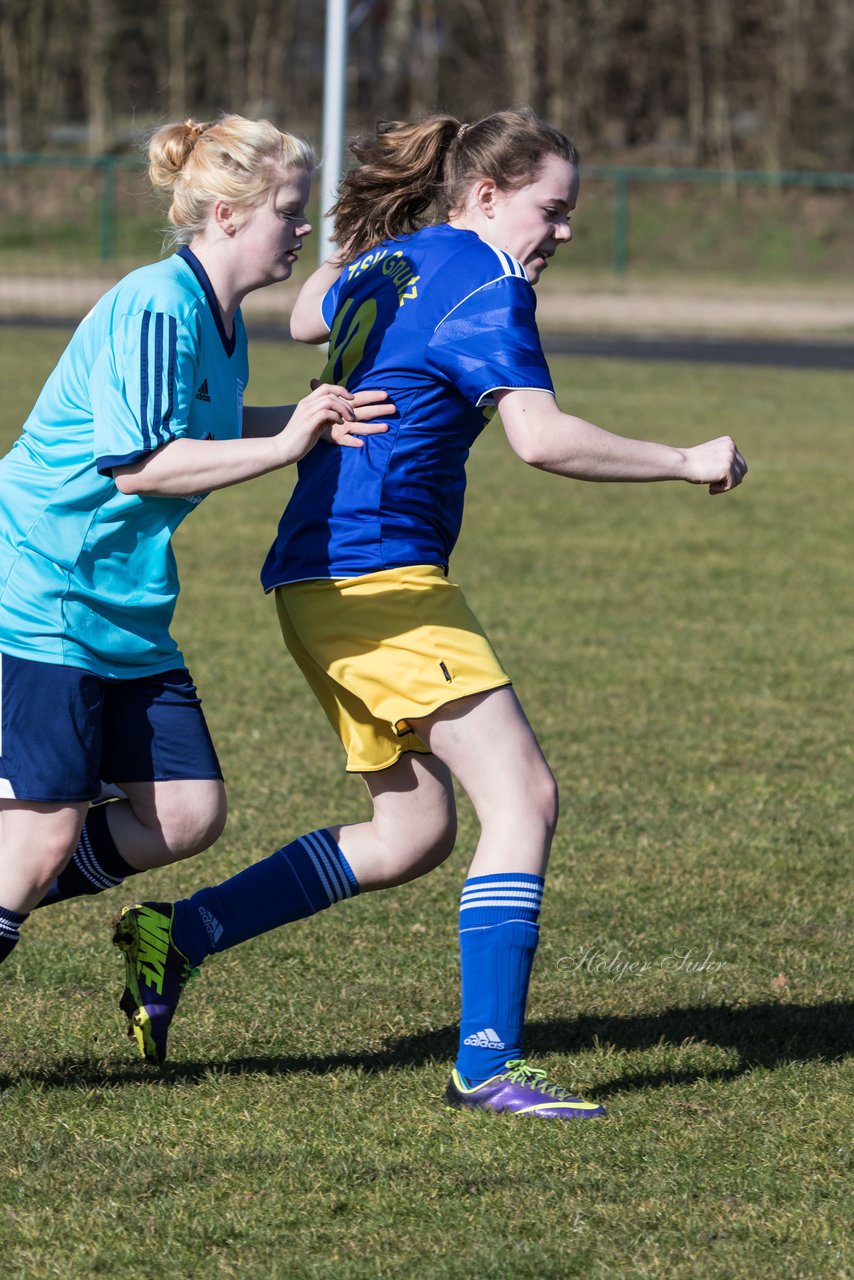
[{"x1": 502, "y1": 1058, "x2": 578, "y2": 1099}]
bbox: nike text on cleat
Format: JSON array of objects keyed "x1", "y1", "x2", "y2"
[
  {"x1": 112, "y1": 902, "x2": 197, "y2": 1065},
  {"x1": 444, "y1": 1058, "x2": 606, "y2": 1120}
]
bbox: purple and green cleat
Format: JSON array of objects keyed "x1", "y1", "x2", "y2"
[
  {"x1": 445, "y1": 1058, "x2": 606, "y2": 1120},
  {"x1": 112, "y1": 902, "x2": 197, "y2": 1065}
]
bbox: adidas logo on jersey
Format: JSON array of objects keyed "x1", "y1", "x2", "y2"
[
  {"x1": 195, "y1": 378, "x2": 211, "y2": 402},
  {"x1": 198, "y1": 905, "x2": 223, "y2": 946},
  {"x1": 463, "y1": 1027, "x2": 506, "y2": 1049}
]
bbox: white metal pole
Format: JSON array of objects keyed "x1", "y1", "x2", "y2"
[{"x1": 320, "y1": 0, "x2": 349, "y2": 263}]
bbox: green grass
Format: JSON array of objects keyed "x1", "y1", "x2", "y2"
[{"x1": 0, "y1": 332, "x2": 852, "y2": 1278}]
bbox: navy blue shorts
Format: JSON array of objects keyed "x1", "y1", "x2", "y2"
[{"x1": 0, "y1": 653, "x2": 223, "y2": 803}]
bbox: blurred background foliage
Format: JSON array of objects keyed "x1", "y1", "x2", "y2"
[{"x1": 1, "y1": 0, "x2": 852, "y2": 170}]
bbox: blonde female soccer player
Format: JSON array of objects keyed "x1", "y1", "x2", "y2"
[
  {"x1": 115, "y1": 109, "x2": 746, "y2": 1118},
  {"x1": 0, "y1": 114, "x2": 389, "y2": 965}
]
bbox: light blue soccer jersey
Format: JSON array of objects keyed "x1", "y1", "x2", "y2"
[
  {"x1": 0, "y1": 248, "x2": 248, "y2": 677},
  {"x1": 261, "y1": 225, "x2": 554, "y2": 588}
]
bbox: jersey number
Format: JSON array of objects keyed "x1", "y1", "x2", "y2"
[{"x1": 319, "y1": 297, "x2": 378, "y2": 386}]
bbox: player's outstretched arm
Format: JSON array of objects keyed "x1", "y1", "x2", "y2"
[
  {"x1": 113, "y1": 384, "x2": 390, "y2": 498},
  {"x1": 497, "y1": 389, "x2": 747, "y2": 493},
  {"x1": 290, "y1": 257, "x2": 344, "y2": 343}
]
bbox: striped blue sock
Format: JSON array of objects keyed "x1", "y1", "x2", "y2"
[
  {"x1": 0, "y1": 904, "x2": 29, "y2": 964},
  {"x1": 36, "y1": 804, "x2": 136, "y2": 908},
  {"x1": 171, "y1": 829, "x2": 358, "y2": 967},
  {"x1": 455, "y1": 872, "x2": 544, "y2": 1084}
]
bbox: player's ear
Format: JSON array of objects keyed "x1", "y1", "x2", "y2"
[
  {"x1": 473, "y1": 178, "x2": 499, "y2": 220},
  {"x1": 213, "y1": 199, "x2": 239, "y2": 236}
]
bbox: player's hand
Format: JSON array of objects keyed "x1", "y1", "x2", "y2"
[
  {"x1": 683, "y1": 436, "x2": 748, "y2": 494},
  {"x1": 310, "y1": 379, "x2": 395, "y2": 449},
  {"x1": 278, "y1": 383, "x2": 392, "y2": 464}
]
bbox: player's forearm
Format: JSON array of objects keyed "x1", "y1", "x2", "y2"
[
  {"x1": 113, "y1": 435, "x2": 290, "y2": 497},
  {"x1": 527, "y1": 414, "x2": 688, "y2": 481},
  {"x1": 499, "y1": 389, "x2": 746, "y2": 492},
  {"x1": 500, "y1": 392, "x2": 688, "y2": 481}
]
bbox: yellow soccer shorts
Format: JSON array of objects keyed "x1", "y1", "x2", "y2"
[{"x1": 275, "y1": 564, "x2": 511, "y2": 773}]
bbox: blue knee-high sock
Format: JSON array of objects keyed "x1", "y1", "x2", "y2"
[
  {"x1": 36, "y1": 804, "x2": 136, "y2": 909},
  {"x1": 0, "y1": 904, "x2": 29, "y2": 964},
  {"x1": 171, "y1": 829, "x2": 358, "y2": 967},
  {"x1": 455, "y1": 872, "x2": 544, "y2": 1084}
]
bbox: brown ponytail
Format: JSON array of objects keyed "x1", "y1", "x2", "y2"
[
  {"x1": 332, "y1": 107, "x2": 579, "y2": 258},
  {"x1": 330, "y1": 115, "x2": 461, "y2": 260}
]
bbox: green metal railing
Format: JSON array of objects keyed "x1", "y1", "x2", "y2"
[
  {"x1": 584, "y1": 165, "x2": 854, "y2": 274},
  {"x1": 2, "y1": 153, "x2": 853, "y2": 272},
  {"x1": 0, "y1": 153, "x2": 142, "y2": 260}
]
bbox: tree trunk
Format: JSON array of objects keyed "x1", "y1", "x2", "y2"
[
  {"x1": 409, "y1": 0, "x2": 439, "y2": 118},
  {"x1": 0, "y1": 11, "x2": 24, "y2": 152},
  {"x1": 502, "y1": 0, "x2": 539, "y2": 109},
  {"x1": 246, "y1": 0, "x2": 275, "y2": 116},
  {"x1": 708, "y1": 0, "x2": 735, "y2": 182},
  {"x1": 261, "y1": 2, "x2": 298, "y2": 125},
  {"x1": 87, "y1": 0, "x2": 112, "y2": 154},
  {"x1": 544, "y1": 0, "x2": 567, "y2": 130},
  {"x1": 379, "y1": 0, "x2": 415, "y2": 118},
  {"x1": 681, "y1": 0, "x2": 706, "y2": 165},
  {"x1": 226, "y1": 4, "x2": 248, "y2": 115},
  {"x1": 168, "y1": 0, "x2": 188, "y2": 121}
]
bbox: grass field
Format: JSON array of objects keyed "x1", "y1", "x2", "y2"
[{"x1": 0, "y1": 332, "x2": 851, "y2": 1279}]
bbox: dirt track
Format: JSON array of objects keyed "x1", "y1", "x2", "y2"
[
  {"x1": 1, "y1": 271, "x2": 852, "y2": 340},
  {"x1": 531, "y1": 281, "x2": 854, "y2": 338}
]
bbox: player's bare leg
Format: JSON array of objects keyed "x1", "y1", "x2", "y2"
[
  {"x1": 0, "y1": 801, "x2": 87, "y2": 962},
  {"x1": 36, "y1": 778, "x2": 227, "y2": 909},
  {"x1": 332, "y1": 753, "x2": 457, "y2": 889},
  {"x1": 410, "y1": 685, "x2": 558, "y2": 878},
  {"x1": 407, "y1": 688, "x2": 602, "y2": 1118},
  {"x1": 105, "y1": 779, "x2": 227, "y2": 870},
  {"x1": 0, "y1": 801, "x2": 87, "y2": 913}
]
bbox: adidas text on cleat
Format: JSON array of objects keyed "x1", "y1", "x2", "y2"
[
  {"x1": 445, "y1": 1059, "x2": 606, "y2": 1120},
  {"x1": 112, "y1": 902, "x2": 197, "y2": 1064}
]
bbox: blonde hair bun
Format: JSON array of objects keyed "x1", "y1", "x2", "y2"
[
  {"x1": 147, "y1": 113, "x2": 316, "y2": 246},
  {"x1": 148, "y1": 120, "x2": 212, "y2": 191}
]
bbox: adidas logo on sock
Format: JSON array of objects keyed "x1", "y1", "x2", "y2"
[
  {"x1": 198, "y1": 905, "x2": 223, "y2": 945},
  {"x1": 463, "y1": 1027, "x2": 506, "y2": 1049},
  {"x1": 195, "y1": 378, "x2": 211, "y2": 402}
]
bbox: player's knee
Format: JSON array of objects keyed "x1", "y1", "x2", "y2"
[
  {"x1": 178, "y1": 802, "x2": 227, "y2": 857},
  {"x1": 501, "y1": 761, "x2": 559, "y2": 841},
  {"x1": 31, "y1": 832, "x2": 79, "y2": 889},
  {"x1": 421, "y1": 804, "x2": 458, "y2": 865},
  {"x1": 1, "y1": 810, "x2": 83, "y2": 895},
  {"x1": 171, "y1": 788, "x2": 227, "y2": 857},
  {"x1": 423, "y1": 790, "x2": 458, "y2": 857},
  {"x1": 534, "y1": 765, "x2": 560, "y2": 837},
  {"x1": 139, "y1": 782, "x2": 227, "y2": 860},
  {"x1": 375, "y1": 804, "x2": 457, "y2": 887}
]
